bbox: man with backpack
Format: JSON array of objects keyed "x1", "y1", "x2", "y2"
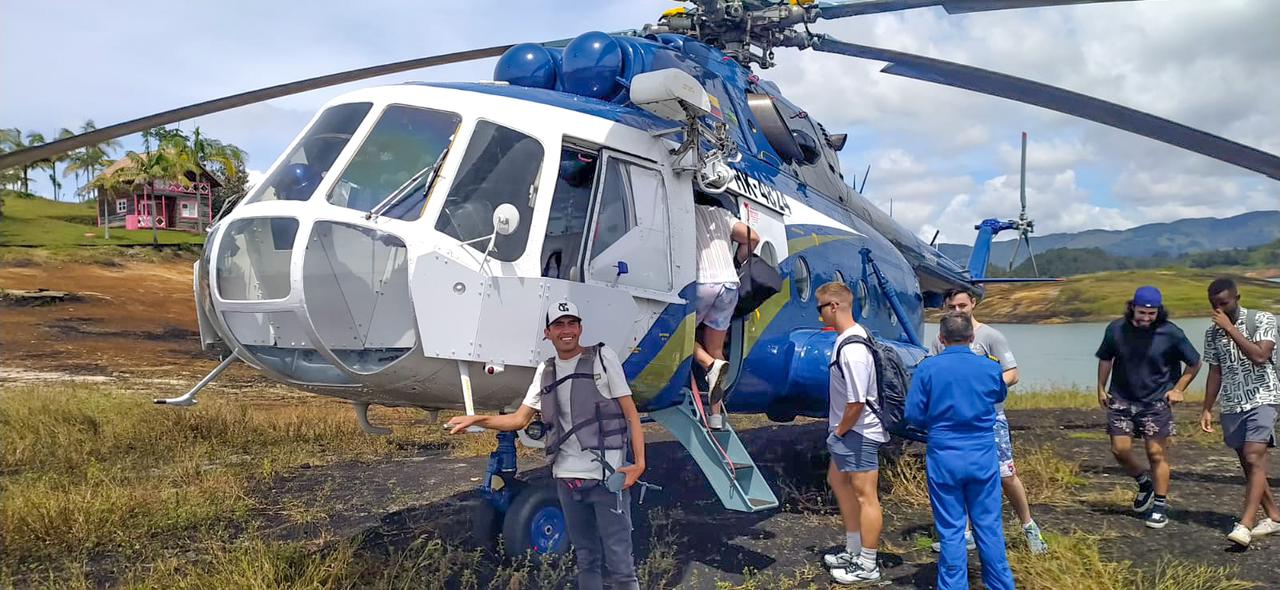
[
  {"x1": 1200, "y1": 278, "x2": 1280, "y2": 547},
  {"x1": 446, "y1": 301, "x2": 646, "y2": 590},
  {"x1": 816, "y1": 281, "x2": 885, "y2": 584},
  {"x1": 907, "y1": 312, "x2": 1016, "y2": 590}
]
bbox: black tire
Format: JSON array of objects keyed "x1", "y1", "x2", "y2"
[
  {"x1": 765, "y1": 408, "x2": 797, "y2": 423},
  {"x1": 469, "y1": 499, "x2": 501, "y2": 552},
  {"x1": 501, "y1": 483, "x2": 569, "y2": 556}
]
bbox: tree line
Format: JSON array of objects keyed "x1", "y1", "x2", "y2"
[
  {"x1": 0, "y1": 121, "x2": 121, "y2": 201},
  {"x1": 988, "y1": 240, "x2": 1280, "y2": 278}
]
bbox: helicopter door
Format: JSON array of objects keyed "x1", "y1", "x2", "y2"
[{"x1": 583, "y1": 152, "x2": 674, "y2": 294}]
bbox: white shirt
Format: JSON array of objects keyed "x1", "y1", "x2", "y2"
[
  {"x1": 521, "y1": 345, "x2": 632, "y2": 480},
  {"x1": 830, "y1": 324, "x2": 887, "y2": 442},
  {"x1": 695, "y1": 205, "x2": 742, "y2": 285}
]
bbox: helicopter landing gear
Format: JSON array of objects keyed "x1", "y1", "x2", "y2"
[{"x1": 473, "y1": 430, "x2": 569, "y2": 556}]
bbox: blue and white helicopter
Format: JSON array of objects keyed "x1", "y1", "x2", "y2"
[{"x1": 6, "y1": 0, "x2": 1279, "y2": 556}]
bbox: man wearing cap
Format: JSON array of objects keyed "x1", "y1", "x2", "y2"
[
  {"x1": 1096, "y1": 286, "x2": 1201, "y2": 529},
  {"x1": 446, "y1": 301, "x2": 646, "y2": 590}
]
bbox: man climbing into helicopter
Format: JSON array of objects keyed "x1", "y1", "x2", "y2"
[
  {"x1": 446, "y1": 301, "x2": 647, "y2": 590},
  {"x1": 694, "y1": 198, "x2": 758, "y2": 429},
  {"x1": 928, "y1": 288, "x2": 1048, "y2": 554}
]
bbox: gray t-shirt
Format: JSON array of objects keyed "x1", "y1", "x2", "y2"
[{"x1": 930, "y1": 323, "x2": 1017, "y2": 412}]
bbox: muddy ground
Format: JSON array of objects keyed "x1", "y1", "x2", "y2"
[{"x1": 4, "y1": 259, "x2": 1280, "y2": 588}]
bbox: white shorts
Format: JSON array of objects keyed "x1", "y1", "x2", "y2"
[{"x1": 695, "y1": 282, "x2": 739, "y2": 331}]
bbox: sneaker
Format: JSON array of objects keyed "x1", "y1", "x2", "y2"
[
  {"x1": 931, "y1": 530, "x2": 976, "y2": 552},
  {"x1": 1144, "y1": 506, "x2": 1169, "y2": 529},
  {"x1": 822, "y1": 550, "x2": 856, "y2": 569},
  {"x1": 1023, "y1": 522, "x2": 1049, "y2": 554},
  {"x1": 830, "y1": 562, "x2": 880, "y2": 584},
  {"x1": 1228, "y1": 522, "x2": 1252, "y2": 547},
  {"x1": 707, "y1": 413, "x2": 724, "y2": 430},
  {"x1": 1132, "y1": 484, "x2": 1155, "y2": 513},
  {"x1": 706, "y1": 359, "x2": 729, "y2": 393},
  {"x1": 1250, "y1": 518, "x2": 1280, "y2": 538}
]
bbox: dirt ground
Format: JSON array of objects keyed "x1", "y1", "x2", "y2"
[{"x1": 5, "y1": 259, "x2": 1280, "y2": 588}]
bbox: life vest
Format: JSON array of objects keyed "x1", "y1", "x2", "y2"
[{"x1": 538, "y1": 343, "x2": 628, "y2": 477}]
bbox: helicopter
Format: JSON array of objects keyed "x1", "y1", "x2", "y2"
[{"x1": 4, "y1": 0, "x2": 1279, "y2": 556}]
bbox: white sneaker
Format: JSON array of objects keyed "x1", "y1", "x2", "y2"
[
  {"x1": 1250, "y1": 518, "x2": 1280, "y2": 538},
  {"x1": 707, "y1": 413, "x2": 725, "y2": 430},
  {"x1": 706, "y1": 359, "x2": 729, "y2": 393},
  {"x1": 931, "y1": 530, "x2": 976, "y2": 552},
  {"x1": 830, "y1": 562, "x2": 880, "y2": 584},
  {"x1": 1227, "y1": 523, "x2": 1252, "y2": 547},
  {"x1": 822, "y1": 550, "x2": 855, "y2": 569}
]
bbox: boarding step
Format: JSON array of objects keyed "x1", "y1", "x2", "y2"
[{"x1": 649, "y1": 392, "x2": 779, "y2": 513}]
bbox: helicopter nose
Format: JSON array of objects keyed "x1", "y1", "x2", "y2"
[{"x1": 207, "y1": 216, "x2": 418, "y2": 384}]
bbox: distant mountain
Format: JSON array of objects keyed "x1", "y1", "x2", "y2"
[{"x1": 938, "y1": 210, "x2": 1280, "y2": 269}]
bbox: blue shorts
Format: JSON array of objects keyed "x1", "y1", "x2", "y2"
[
  {"x1": 695, "y1": 282, "x2": 739, "y2": 331},
  {"x1": 994, "y1": 411, "x2": 1016, "y2": 478},
  {"x1": 828, "y1": 430, "x2": 881, "y2": 473}
]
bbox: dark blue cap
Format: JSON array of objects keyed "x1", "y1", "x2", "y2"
[{"x1": 1134, "y1": 286, "x2": 1162, "y2": 308}]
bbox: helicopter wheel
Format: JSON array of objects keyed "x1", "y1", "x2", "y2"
[{"x1": 501, "y1": 483, "x2": 568, "y2": 556}]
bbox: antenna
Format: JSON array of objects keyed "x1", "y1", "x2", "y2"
[
  {"x1": 889, "y1": 198, "x2": 893, "y2": 218},
  {"x1": 859, "y1": 164, "x2": 870, "y2": 193},
  {"x1": 929, "y1": 229, "x2": 940, "y2": 248}
]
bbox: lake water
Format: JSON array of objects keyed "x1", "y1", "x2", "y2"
[{"x1": 922, "y1": 317, "x2": 1214, "y2": 392}]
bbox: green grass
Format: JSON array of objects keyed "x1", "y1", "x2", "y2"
[
  {"x1": 0, "y1": 191, "x2": 205, "y2": 247},
  {"x1": 982, "y1": 268, "x2": 1280, "y2": 322}
]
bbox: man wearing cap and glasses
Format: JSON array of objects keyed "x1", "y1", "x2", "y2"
[
  {"x1": 446, "y1": 301, "x2": 646, "y2": 590},
  {"x1": 1095, "y1": 286, "x2": 1201, "y2": 529}
]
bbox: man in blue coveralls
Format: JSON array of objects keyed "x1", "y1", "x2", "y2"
[{"x1": 907, "y1": 312, "x2": 1016, "y2": 590}]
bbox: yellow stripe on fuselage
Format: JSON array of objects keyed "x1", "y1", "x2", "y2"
[{"x1": 631, "y1": 311, "x2": 697, "y2": 405}]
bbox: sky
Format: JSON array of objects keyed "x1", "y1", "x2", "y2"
[{"x1": 2, "y1": 0, "x2": 1277, "y2": 246}]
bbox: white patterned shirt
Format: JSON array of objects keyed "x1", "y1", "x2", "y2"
[
  {"x1": 694, "y1": 205, "x2": 743, "y2": 285},
  {"x1": 1204, "y1": 307, "x2": 1280, "y2": 415}
]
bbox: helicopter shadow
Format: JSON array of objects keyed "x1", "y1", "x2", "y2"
[{"x1": 345, "y1": 420, "x2": 837, "y2": 581}]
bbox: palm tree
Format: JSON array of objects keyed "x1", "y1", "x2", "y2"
[
  {"x1": 0, "y1": 128, "x2": 21, "y2": 191},
  {"x1": 93, "y1": 128, "x2": 199, "y2": 245},
  {"x1": 24, "y1": 131, "x2": 49, "y2": 198},
  {"x1": 189, "y1": 127, "x2": 247, "y2": 230}
]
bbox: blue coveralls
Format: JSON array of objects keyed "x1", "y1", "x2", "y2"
[{"x1": 906, "y1": 345, "x2": 1016, "y2": 590}]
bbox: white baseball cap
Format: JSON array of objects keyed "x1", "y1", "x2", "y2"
[{"x1": 546, "y1": 300, "x2": 581, "y2": 326}]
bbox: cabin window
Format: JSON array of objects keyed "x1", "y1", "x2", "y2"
[
  {"x1": 585, "y1": 155, "x2": 672, "y2": 292},
  {"x1": 435, "y1": 121, "x2": 542, "y2": 262},
  {"x1": 833, "y1": 270, "x2": 845, "y2": 287},
  {"x1": 327, "y1": 105, "x2": 462, "y2": 218},
  {"x1": 248, "y1": 102, "x2": 372, "y2": 203},
  {"x1": 540, "y1": 147, "x2": 598, "y2": 280},
  {"x1": 216, "y1": 217, "x2": 297, "y2": 301},
  {"x1": 179, "y1": 201, "x2": 197, "y2": 218},
  {"x1": 793, "y1": 256, "x2": 811, "y2": 302},
  {"x1": 115, "y1": 199, "x2": 127, "y2": 214}
]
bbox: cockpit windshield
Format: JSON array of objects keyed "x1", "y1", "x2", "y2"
[
  {"x1": 326, "y1": 105, "x2": 461, "y2": 220},
  {"x1": 247, "y1": 102, "x2": 371, "y2": 203}
]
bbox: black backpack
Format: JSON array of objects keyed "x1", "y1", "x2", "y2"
[{"x1": 833, "y1": 334, "x2": 928, "y2": 443}]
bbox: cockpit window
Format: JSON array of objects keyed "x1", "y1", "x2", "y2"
[
  {"x1": 326, "y1": 105, "x2": 462, "y2": 219},
  {"x1": 247, "y1": 102, "x2": 371, "y2": 203},
  {"x1": 435, "y1": 121, "x2": 542, "y2": 262}
]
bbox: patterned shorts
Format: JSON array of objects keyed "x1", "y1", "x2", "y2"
[
  {"x1": 1106, "y1": 397, "x2": 1175, "y2": 439},
  {"x1": 993, "y1": 411, "x2": 1016, "y2": 478}
]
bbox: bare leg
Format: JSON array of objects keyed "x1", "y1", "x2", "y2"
[
  {"x1": 1001, "y1": 475, "x2": 1034, "y2": 525},
  {"x1": 850, "y1": 470, "x2": 883, "y2": 550},
  {"x1": 1237, "y1": 442, "x2": 1274, "y2": 528},
  {"x1": 702, "y1": 327, "x2": 729, "y2": 417},
  {"x1": 694, "y1": 341, "x2": 714, "y2": 370},
  {"x1": 828, "y1": 460, "x2": 860, "y2": 536},
  {"x1": 1110, "y1": 436, "x2": 1144, "y2": 478},
  {"x1": 1144, "y1": 438, "x2": 1170, "y2": 497}
]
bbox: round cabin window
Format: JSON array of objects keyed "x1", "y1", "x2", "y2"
[
  {"x1": 794, "y1": 256, "x2": 812, "y2": 302},
  {"x1": 832, "y1": 271, "x2": 845, "y2": 288}
]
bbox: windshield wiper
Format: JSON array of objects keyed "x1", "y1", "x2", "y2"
[{"x1": 368, "y1": 144, "x2": 452, "y2": 220}]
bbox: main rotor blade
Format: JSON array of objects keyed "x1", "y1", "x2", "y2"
[
  {"x1": 810, "y1": 35, "x2": 1280, "y2": 180},
  {"x1": 816, "y1": 0, "x2": 1137, "y2": 19},
  {"x1": 0, "y1": 44, "x2": 514, "y2": 171}
]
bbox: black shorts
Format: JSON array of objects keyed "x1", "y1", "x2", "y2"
[{"x1": 1107, "y1": 397, "x2": 1175, "y2": 439}]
